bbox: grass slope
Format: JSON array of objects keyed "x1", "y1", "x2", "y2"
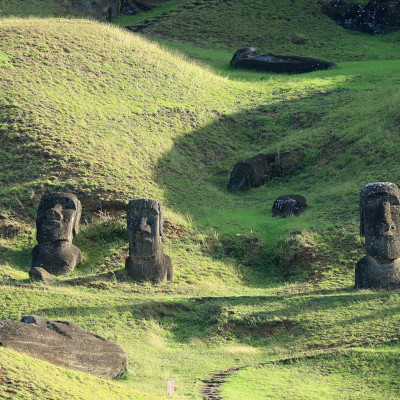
[
  {"x1": 220, "y1": 347, "x2": 400, "y2": 400},
  {"x1": 0, "y1": 1, "x2": 400, "y2": 399},
  {"x1": 0, "y1": 347, "x2": 160, "y2": 400},
  {"x1": 116, "y1": 0, "x2": 400, "y2": 62}
]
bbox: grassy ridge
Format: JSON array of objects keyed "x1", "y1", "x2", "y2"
[{"x1": 0, "y1": 18, "x2": 240, "y2": 207}]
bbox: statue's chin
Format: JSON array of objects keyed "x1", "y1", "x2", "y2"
[
  {"x1": 131, "y1": 238, "x2": 157, "y2": 258},
  {"x1": 366, "y1": 237, "x2": 400, "y2": 259}
]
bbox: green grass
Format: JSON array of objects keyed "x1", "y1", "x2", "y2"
[
  {"x1": 0, "y1": 0, "x2": 65, "y2": 17},
  {"x1": 0, "y1": 346, "x2": 161, "y2": 400},
  {"x1": 1, "y1": 0, "x2": 400, "y2": 399},
  {"x1": 220, "y1": 347, "x2": 400, "y2": 400},
  {"x1": 114, "y1": 0, "x2": 400, "y2": 62}
]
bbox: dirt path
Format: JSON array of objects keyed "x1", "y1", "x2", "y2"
[
  {"x1": 200, "y1": 349, "x2": 344, "y2": 400},
  {"x1": 201, "y1": 366, "x2": 247, "y2": 400}
]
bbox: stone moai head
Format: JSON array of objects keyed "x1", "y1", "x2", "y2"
[
  {"x1": 360, "y1": 182, "x2": 400, "y2": 259},
  {"x1": 127, "y1": 198, "x2": 163, "y2": 258},
  {"x1": 36, "y1": 192, "x2": 82, "y2": 243}
]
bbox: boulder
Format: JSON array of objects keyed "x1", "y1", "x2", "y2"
[
  {"x1": 227, "y1": 153, "x2": 275, "y2": 192},
  {"x1": 0, "y1": 316, "x2": 127, "y2": 379},
  {"x1": 230, "y1": 48, "x2": 336, "y2": 74},
  {"x1": 29, "y1": 267, "x2": 54, "y2": 283},
  {"x1": 322, "y1": 0, "x2": 400, "y2": 35},
  {"x1": 272, "y1": 195, "x2": 307, "y2": 217}
]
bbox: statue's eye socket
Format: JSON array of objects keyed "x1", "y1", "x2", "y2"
[
  {"x1": 144, "y1": 208, "x2": 158, "y2": 216},
  {"x1": 61, "y1": 198, "x2": 76, "y2": 210},
  {"x1": 127, "y1": 215, "x2": 138, "y2": 224}
]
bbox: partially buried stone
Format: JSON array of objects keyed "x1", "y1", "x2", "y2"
[
  {"x1": 0, "y1": 316, "x2": 127, "y2": 379},
  {"x1": 227, "y1": 153, "x2": 274, "y2": 192},
  {"x1": 29, "y1": 267, "x2": 54, "y2": 283},
  {"x1": 355, "y1": 182, "x2": 400, "y2": 288},
  {"x1": 230, "y1": 47, "x2": 335, "y2": 74},
  {"x1": 31, "y1": 192, "x2": 82, "y2": 276},
  {"x1": 272, "y1": 195, "x2": 307, "y2": 218},
  {"x1": 125, "y1": 199, "x2": 173, "y2": 283}
]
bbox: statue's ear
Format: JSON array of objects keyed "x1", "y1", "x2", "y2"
[
  {"x1": 73, "y1": 200, "x2": 82, "y2": 237},
  {"x1": 360, "y1": 197, "x2": 365, "y2": 237},
  {"x1": 159, "y1": 203, "x2": 163, "y2": 237}
]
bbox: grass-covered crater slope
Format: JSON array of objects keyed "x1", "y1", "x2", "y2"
[{"x1": 1, "y1": 7, "x2": 400, "y2": 400}]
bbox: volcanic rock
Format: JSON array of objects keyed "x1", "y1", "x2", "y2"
[
  {"x1": 0, "y1": 316, "x2": 127, "y2": 379},
  {"x1": 322, "y1": 0, "x2": 400, "y2": 35},
  {"x1": 227, "y1": 153, "x2": 275, "y2": 192},
  {"x1": 272, "y1": 195, "x2": 307, "y2": 217},
  {"x1": 29, "y1": 267, "x2": 54, "y2": 283},
  {"x1": 230, "y1": 48, "x2": 336, "y2": 74}
]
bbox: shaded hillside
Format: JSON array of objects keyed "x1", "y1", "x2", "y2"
[{"x1": 117, "y1": 0, "x2": 400, "y2": 62}]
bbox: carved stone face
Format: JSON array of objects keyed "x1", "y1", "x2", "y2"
[
  {"x1": 36, "y1": 193, "x2": 81, "y2": 243},
  {"x1": 360, "y1": 182, "x2": 400, "y2": 259},
  {"x1": 127, "y1": 199, "x2": 162, "y2": 258}
]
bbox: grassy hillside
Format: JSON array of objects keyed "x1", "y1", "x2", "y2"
[
  {"x1": 116, "y1": 0, "x2": 400, "y2": 62},
  {"x1": 1, "y1": 1, "x2": 400, "y2": 399},
  {"x1": 220, "y1": 347, "x2": 400, "y2": 400}
]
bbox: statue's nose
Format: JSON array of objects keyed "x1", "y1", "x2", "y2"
[
  {"x1": 379, "y1": 202, "x2": 395, "y2": 233},
  {"x1": 46, "y1": 204, "x2": 63, "y2": 220},
  {"x1": 379, "y1": 223, "x2": 391, "y2": 232},
  {"x1": 137, "y1": 217, "x2": 151, "y2": 234}
]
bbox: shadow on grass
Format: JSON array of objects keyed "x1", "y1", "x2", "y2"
[
  {"x1": 153, "y1": 89, "x2": 364, "y2": 287},
  {"x1": 0, "y1": 246, "x2": 32, "y2": 273},
  {"x1": 39, "y1": 288, "x2": 400, "y2": 347}
]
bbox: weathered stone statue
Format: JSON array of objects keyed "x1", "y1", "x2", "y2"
[
  {"x1": 125, "y1": 199, "x2": 173, "y2": 283},
  {"x1": 355, "y1": 182, "x2": 400, "y2": 288},
  {"x1": 30, "y1": 192, "x2": 82, "y2": 278}
]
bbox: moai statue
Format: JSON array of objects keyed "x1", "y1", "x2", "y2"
[
  {"x1": 30, "y1": 192, "x2": 82, "y2": 278},
  {"x1": 355, "y1": 182, "x2": 400, "y2": 288},
  {"x1": 125, "y1": 199, "x2": 173, "y2": 283}
]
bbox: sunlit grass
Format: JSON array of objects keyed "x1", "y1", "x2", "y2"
[{"x1": 1, "y1": 2, "x2": 400, "y2": 399}]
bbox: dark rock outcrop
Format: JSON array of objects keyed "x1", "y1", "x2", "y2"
[
  {"x1": 272, "y1": 195, "x2": 307, "y2": 217},
  {"x1": 322, "y1": 0, "x2": 400, "y2": 35},
  {"x1": 230, "y1": 48, "x2": 336, "y2": 74},
  {"x1": 0, "y1": 316, "x2": 127, "y2": 379},
  {"x1": 227, "y1": 153, "x2": 275, "y2": 192}
]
